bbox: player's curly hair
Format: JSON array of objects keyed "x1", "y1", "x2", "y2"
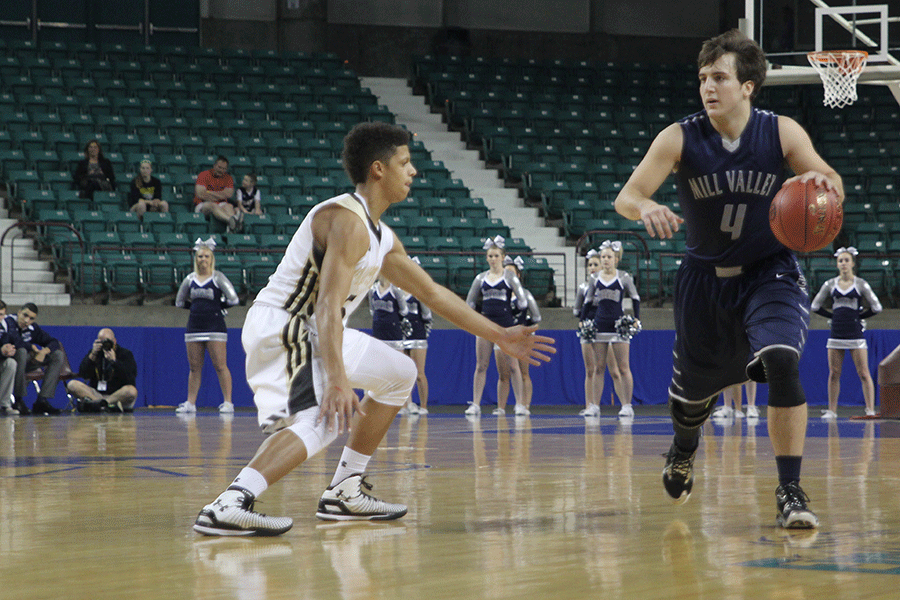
[
  {"x1": 342, "y1": 122, "x2": 412, "y2": 185},
  {"x1": 698, "y1": 29, "x2": 767, "y2": 101}
]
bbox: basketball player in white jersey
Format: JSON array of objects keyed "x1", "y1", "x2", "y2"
[{"x1": 192, "y1": 122, "x2": 556, "y2": 536}]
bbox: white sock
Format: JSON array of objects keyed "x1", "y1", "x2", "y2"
[
  {"x1": 330, "y1": 447, "x2": 370, "y2": 487},
  {"x1": 228, "y1": 467, "x2": 268, "y2": 498}
]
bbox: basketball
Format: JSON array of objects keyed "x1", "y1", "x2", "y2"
[{"x1": 768, "y1": 179, "x2": 843, "y2": 253}]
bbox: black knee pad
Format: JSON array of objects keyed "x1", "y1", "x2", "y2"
[
  {"x1": 758, "y1": 347, "x2": 806, "y2": 408},
  {"x1": 669, "y1": 395, "x2": 717, "y2": 430}
]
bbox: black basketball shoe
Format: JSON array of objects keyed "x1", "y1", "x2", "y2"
[
  {"x1": 776, "y1": 481, "x2": 819, "y2": 529},
  {"x1": 662, "y1": 441, "x2": 696, "y2": 504}
]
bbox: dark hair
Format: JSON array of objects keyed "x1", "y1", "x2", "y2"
[
  {"x1": 83, "y1": 139, "x2": 104, "y2": 160},
  {"x1": 698, "y1": 29, "x2": 767, "y2": 101},
  {"x1": 22, "y1": 302, "x2": 38, "y2": 314},
  {"x1": 244, "y1": 173, "x2": 257, "y2": 184},
  {"x1": 342, "y1": 122, "x2": 412, "y2": 185},
  {"x1": 0, "y1": 300, "x2": 6, "y2": 311},
  {"x1": 214, "y1": 155, "x2": 229, "y2": 166}
]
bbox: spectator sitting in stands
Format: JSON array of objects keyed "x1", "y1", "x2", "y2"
[
  {"x1": 233, "y1": 173, "x2": 263, "y2": 231},
  {"x1": 0, "y1": 300, "x2": 18, "y2": 416},
  {"x1": 6, "y1": 303, "x2": 66, "y2": 416},
  {"x1": 129, "y1": 159, "x2": 169, "y2": 218},
  {"x1": 66, "y1": 328, "x2": 138, "y2": 413},
  {"x1": 193, "y1": 156, "x2": 239, "y2": 232},
  {"x1": 72, "y1": 139, "x2": 116, "y2": 200}
]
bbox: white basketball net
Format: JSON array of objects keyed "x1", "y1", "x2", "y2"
[{"x1": 807, "y1": 50, "x2": 868, "y2": 108}]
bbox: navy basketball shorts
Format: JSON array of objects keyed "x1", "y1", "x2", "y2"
[{"x1": 669, "y1": 250, "x2": 810, "y2": 403}]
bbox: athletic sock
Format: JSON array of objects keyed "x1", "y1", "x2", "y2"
[
  {"x1": 330, "y1": 446, "x2": 371, "y2": 487},
  {"x1": 775, "y1": 455, "x2": 802, "y2": 486},
  {"x1": 228, "y1": 467, "x2": 268, "y2": 498}
]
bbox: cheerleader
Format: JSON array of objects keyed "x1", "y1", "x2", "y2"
[
  {"x1": 174, "y1": 238, "x2": 240, "y2": 414},
  {"x1": 369, "y1": 278, "x2": 409, "y2": 353},
  {"x1": 400, "y1": 258, "x2": 433, "y2": 415},
  {"x1": 465, "y1": 235, "x2": 528, "y2": 416},
  {"x1": 590, "y1": 240, "x2": 639, "y2": 418},
  {"x1": 811, "y1": 247, "x2": 882, "y2": 419},
  {"x1": 506, "y1": 255, "x2": 541, "y2": 416},
  {"x1": 574, "y1": 248, "x2": 607, "y2": 417}
]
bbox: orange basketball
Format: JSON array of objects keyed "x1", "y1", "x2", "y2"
[{"x1": 768, "y1": 179, "x2": 843, "y2": 253}]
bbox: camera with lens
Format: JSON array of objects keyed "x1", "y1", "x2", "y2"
[{"x1": 101, "y1": 339, "x2": 114, "y2": 352}]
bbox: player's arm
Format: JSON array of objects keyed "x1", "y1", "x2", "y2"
[
  {"x1": 615, "y1": 123, "x2": 685, "y2": 238},
  {"x1": 381, "y1": 235, "x2": 555, "y2": 366},
  {"x1": 779, "y1": 116, "x2": 844, "y2": 202},
  {"x1": 312, "y1": 206, "x2": 370, "y2": 432}
]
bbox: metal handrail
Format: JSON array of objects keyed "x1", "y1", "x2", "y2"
[{"x1": 0, "y1": 221, "x2": 84, "y2": 296}]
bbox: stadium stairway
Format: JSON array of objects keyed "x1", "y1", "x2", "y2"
[
  {"x1": 0, "y1": 197, "x2": 70, "y2": 306},
  {"x1": 361, "y1": 77, "x2": 579, "y2": 304}
]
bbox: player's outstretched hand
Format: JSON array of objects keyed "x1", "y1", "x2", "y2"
[
  {"x1": 783, "y1": 171, "x2": 842, "y2": 201},
  {"x1": 639, "y1": 202, "x2": 683, "y2": 239},
  {"x1": 497, "y1": 325, "x2": 556, "y2": 367},
  {"x1": 317, "y1": 382, "x2": 365, "y2": 434}
]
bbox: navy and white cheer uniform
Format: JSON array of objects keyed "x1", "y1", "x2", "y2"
[
  {"x1": 811, "y1": 276, "x2": 882, "y2": 350},
  {"x1": 511, "y1": 288, "x2": 541, "y2": 328},
  {"x1": 466, "y1": 270, "x2": 528, "y2": 328},
  {"x1": 590, "y1": 270, "x2": 640, "y2": 344},
  {"x1": 369, "y1": 283, "x2": 408, "y2": 351},
  {"x1": 403, "y1": 292, "x2": 432, "y2": 350},
  {"x1": 238, "y1": 186, "x2": 260, "y2": 213},
  {"x1": 670, "y1": 108, "x2": 809, "y2": 402},
  {"x1": 175, "y1": 271, "x2": 240, "y2": 343},
  {"x1": 574, "y1": 279, "x2": 597, "y2": 345}
]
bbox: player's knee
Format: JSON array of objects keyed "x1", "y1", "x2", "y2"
[
  {"x1": 759, "y1": 347, "x2": 806, "y2": 408},
  {"x1": 371, "y1": 353, "x2": 416, "y2": 407},
  {"x1": 669, "y1": 395, "x2": 716, "y2": 429}
]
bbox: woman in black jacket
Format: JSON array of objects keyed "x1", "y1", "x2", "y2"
[{"x1": 72, "y1": 139, "x2": 116, "y2": 200}]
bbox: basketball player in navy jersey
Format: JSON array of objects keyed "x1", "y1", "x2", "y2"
[
  {"x1": 615, "y1": 29, "x2": 843, "y2": 529},
  {"x1": 191, "y1": 122, "x2": 554, "y2": 536},
  {"x1": 811, "y1": 247, "x2": 882, "y2": 419}
]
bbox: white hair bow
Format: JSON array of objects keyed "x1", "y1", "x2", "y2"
[
  {"x1": 503, "y1": 255, "x2": 525, "y2": 269},
  {"x1": 585, "y1": 249, "x2": 599, "y2": 259},
  {"x1": 193, "y1": 237, "x2": 217, "y2": 252},
  {"x1": 410, "y1": 256, "x2": 421, "y2": 265},
  {"x1": 482, "y1": 235, "x2": 505, "y2": 250},
  {"x1": 834, "y1": 246, "x2": 858, "y2": 257},
  {"x1": 600, "y1": 240, "x2": 622, "y2": 252}
]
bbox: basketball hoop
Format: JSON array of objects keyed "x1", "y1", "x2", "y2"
[{"x1": 807, "y1": 50, "x2": 868, "y2": 109}]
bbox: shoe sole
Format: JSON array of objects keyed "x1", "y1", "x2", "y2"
[
  {"x1": 193, "y1": 511, "x2": 293, "y2": 537},
  {"x1": 777, "y1": 511, "x2": 819, "y2": 529},
  {"x1": 315, "y1": 508, "x2": 407, "y2": 522}
]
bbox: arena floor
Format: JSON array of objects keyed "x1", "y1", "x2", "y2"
[{"x1": 2, "y1": 408, "x2": 899, "y2": 600}]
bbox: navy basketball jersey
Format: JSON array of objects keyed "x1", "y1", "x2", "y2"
[
  {"x1": 370, "y1": 285, "x2": 404, "y2": 342},
  {"x1": 676, "y1": 108, "x2": 787, "y2": 266}
]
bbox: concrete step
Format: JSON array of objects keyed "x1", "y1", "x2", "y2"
[{"x1": 1, "y1": 292, "x2": 71, "y2": 307}]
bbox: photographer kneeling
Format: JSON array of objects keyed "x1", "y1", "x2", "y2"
[{"x1": 67, "y1": 328, "x2": 138, "y2": 413}]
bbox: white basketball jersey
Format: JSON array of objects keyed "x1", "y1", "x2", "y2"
[{"x1": 254, "y1": 193, "x2": 394, "y2": 331}]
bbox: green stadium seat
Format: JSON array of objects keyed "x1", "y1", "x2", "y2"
[
  {"x1": 216, "y1": 254, "x2": 247, "y2": 294},
  {"x1": 139, "y1": 253, "x2": 178, "y2": 295},
  {"x1": 241, "y1": 213, "x2": 276, "y2": 235}
]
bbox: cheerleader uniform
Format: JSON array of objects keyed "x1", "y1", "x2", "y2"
[
  {"x1": 369, "y1": 283, "x2": 408, "y2": 351},
  {"x1": 590, "y1": 269, "x2": 640, "y2": 344},
  {"x1": 511, "y1": 288, "x2": 541, "y2": 327},
  {"x1": 574, "y1": 279, "x2": 598, "y2": 345},
  {"x1": 811, "y1": 276, "x2": 882, "y2": 350},
  {"x1": 466, "y1": 269, "x2": 528, "y2": 328},
  {"x1": 175, "y1": 271, "x2": 240, "y2": 342},
  {"x1": 402, "y1": 292, "x2": 432, "y2": 350}
]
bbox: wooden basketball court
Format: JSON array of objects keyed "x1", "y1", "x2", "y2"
[{"x1": 2, "y1": 410, "x2": 900, "y2": 600}]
